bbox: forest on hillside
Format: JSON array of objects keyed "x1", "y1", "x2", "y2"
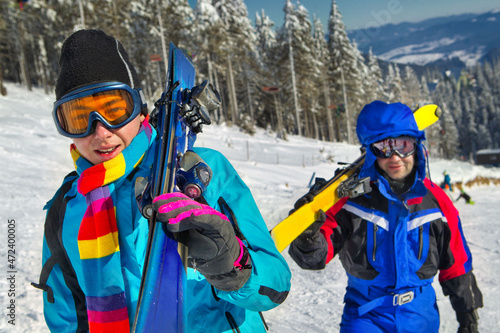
[{"x1": 1, "y1": 0, "x2": 499, "y2": 161}]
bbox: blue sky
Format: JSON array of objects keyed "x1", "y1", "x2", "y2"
[{"x1": 187, "y1": 0, "x2": 500, "y2": 30}]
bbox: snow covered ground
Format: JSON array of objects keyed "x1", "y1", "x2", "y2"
[{"x1": 1, "y1": 82, "x2": 499, "y2": 332}]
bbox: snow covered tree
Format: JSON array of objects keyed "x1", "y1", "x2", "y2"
[
  {"x1": 420, "y1": 75, "x2": 432, "y2": 103},
  {"x1": 472, "y1": 64, "x2": 497, "y2": 149},
  {"x1": 292, "y1": 2, "x2": 319, "y2": 138},
  {"x1": 385, "y1": 64, "x2": 404, "y2": 103},
  {"x1": 274, "y1": 0, "x2": 302, "y2": 136},
  {"x1": 327, "y1": 0, "x2": 363, "y2": 143},
  {"x1": 437, "y1": 106, "x2": 460, "y2": 158},
  {"x1": 254, "y1": 9, "x2": 285, "y2": 137},
  {"x1": 402, "y1": 65, "x2": 422, "y2": 108},
  {"x1": 212, "y1": 0, "x2": 259, "y2": 131},
  {"x1": 365, "y1": 47, "x2": 385, "y2": 102},
  {"x1": 350, "y1": 38, "x2": 369, "y2": 106},
  {"x1": 460, "y1": 94, "x2": 479, "y2": 159},
  {"x1": 312, "y1": 15, "x2": 335, "y2": 141},
  {"x1": 192, "y1": 0, "x2": 227, "y2": 122}
]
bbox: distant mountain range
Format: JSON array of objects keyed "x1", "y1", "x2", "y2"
[{"x1": 348, "y1": 8, "x2": 500, "y2": 70}]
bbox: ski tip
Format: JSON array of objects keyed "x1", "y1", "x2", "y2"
[
  {"x1": 414, "y1": 104, "x2": 439, "y2": 115},
  {"x1": 435, "y1": 105, "x2": 442, "y2": 118},
  {"x1": 413, "y1": 104, "x2": 441, "y2": 131}
]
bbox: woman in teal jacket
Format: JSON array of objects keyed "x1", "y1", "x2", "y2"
[{"x1": 34, "y1": 29, "x2": 290, "y2": 333}]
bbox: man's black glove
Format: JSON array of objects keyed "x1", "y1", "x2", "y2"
[
  {"x1": 153, "y1": 192, "x2": 251, "y2": 291},
  {"x1": 457, "y1": 310, "x2": 479, "y2": 333},
  {"x1": 295, "y1": 210, "x2": 326, "y2": 248},
  {"x1": 289, "y1": 209, "x2": 327, "y2": 270}
]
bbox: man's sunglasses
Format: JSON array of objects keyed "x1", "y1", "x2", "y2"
[{"x1": 371, "y1": 137, "x2": 417, "y2": 158}]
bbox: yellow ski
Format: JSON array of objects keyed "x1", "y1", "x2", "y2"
[{"x1": 414, "y1": 104, "x2": 441, "y2": 131}]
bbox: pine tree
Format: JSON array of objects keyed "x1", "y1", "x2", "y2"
[
  {"x1": 365, "y1": 47, "x2": 385, "y2": 102},
  {"x1": 255, "y1": 9, "x2": 285, "y2": 137},
  {"x1": 402, "y1": 65, "x2": 421, "y2": 108},
  {"x1": 275, "y1": 0, "x2": 302, "y2": 136},
  {"x1": 0, "y1": 0, "x2": 9, "y2": 95},
  {"x1": 192, "y1": 0, "x2": 227, "y2": 122},
  {"x1": 438, "y1": 106, "x2": 460, "y2": 158},
  {"x1": 312, "y1": 15, "x2": 335, "y2": 141},
  {"x1": 350, "y1": 38, "x2": 369, "y2": 106},
  {"x1": 385, "y1": 64, "x2": 404, "y2": 103},
  {"x1": 293, "y1": 2, "x2": 318, "y2": 139},
  {"x1": 212, "y1": 0, "x2": 259, "y2": 131},
  {"x1": 327, "y1": 0, "x2": 363, "y2": 143}
]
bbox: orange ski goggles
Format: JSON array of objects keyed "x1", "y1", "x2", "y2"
[{"x1": 53, "y1": 82, "x2": 146, "y2": 138}]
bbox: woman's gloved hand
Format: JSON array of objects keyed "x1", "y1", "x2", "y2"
[{"x1": 153, "y1": 192, "x2": 251, "y2": 291}]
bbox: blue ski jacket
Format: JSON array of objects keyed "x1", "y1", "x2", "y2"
[
  {"x1": 289, "y1": 102, "x2": 482, "y2": 332},
  {"x1": 36, "y1": 138, "x2": 291, "y2": 332}
]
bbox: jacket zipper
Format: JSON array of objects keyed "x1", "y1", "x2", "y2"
[
  {"x1": 373, "y1": 224, "x2": 378, "y2": 261},
  {"x1": 418, "y1": 226, "x2": 423, "y2": 260}
]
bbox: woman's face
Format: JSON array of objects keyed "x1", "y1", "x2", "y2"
[{"x1": 72, "y1": 114, "x2": 144, "y2": 165}]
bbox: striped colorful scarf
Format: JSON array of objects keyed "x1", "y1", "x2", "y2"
[{"x1": 72, "y1": 118, "x2": 153, "y2": 332}]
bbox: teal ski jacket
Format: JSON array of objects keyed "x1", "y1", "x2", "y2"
[{"x1": 36, "y1": 141, "x2": 291, "y2": 332}]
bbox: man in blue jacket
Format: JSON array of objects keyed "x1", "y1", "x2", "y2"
[
  {"x1": 289, "y1": 101, "x2": 482, "y2": 332},
  {"x1": 34, "y1": 29, "x2": 290, "y2": 332}
]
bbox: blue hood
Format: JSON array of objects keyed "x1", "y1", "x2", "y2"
[
  {"x1": 356, "y1": 101, "x2": 425, "y2": 145},
  {"x1": 356, "y1": 101, "x2": 427, "y2": 194}
]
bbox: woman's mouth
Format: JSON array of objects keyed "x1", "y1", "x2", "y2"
[{"x1": 97, "y1": 146, "x2": 117, "y2": 154}]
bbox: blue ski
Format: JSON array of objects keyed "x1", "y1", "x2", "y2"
[{"x1": 132, "y1": 43, "x2": 218, "y2": 332}]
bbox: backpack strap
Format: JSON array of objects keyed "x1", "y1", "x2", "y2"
[{"x1": 31, "y1": 171, "x2": 89, "y2": 332}]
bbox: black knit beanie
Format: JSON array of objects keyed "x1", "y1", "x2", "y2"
[{"x1": 55, "y1": 29, "x2": 140, "y2": 100}]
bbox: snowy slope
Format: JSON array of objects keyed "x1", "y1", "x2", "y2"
[{"x1": 1, "y1": 82, "x2": 499, "y2": 332}]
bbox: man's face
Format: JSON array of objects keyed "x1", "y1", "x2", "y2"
[{"x1": 376, "y1": 153, "x2": 415, "y2": 181}]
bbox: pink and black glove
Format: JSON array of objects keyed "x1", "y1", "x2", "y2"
[{"x1": 153, "y1": 193, "x2": 251, "y2": 291}]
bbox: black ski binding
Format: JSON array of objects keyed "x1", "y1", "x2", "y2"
[
  {"x1": 337, "y1": 176, "x2": 372, "y2": 199},
  {"x1": 181, "y1": 80, "x2": 220, "y2": 133}
]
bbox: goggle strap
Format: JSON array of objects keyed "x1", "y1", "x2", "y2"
[{"x1": 138, "y1": 89, "x2": 147, "y2": 108}]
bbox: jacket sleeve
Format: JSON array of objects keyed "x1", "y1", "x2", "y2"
[
  {"x1": 41, "y1": 232, "x2": 84, "y2": 332},
  {"x1": 424, "y1": 179, "x2": 483, "y2": 312},
  {"x1": 195, "y1": 148, "x2": 291, "y2": 312},
  {"x1": 37, "y1": 173, "x2": 88, "y2": 333}
]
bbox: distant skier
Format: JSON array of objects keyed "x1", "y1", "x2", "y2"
[
  {"x1": 441, "y1": 170, "x2": 453, "y2": 191},
  {"x1": 456, "y1": 189, "x2": 475, "y2": 204},
  {"x1": 289, "y1": 101, "x2": 482, "y2": 333},
  {"x1": 33, "y1": 29, "x2": 290, "y2": 332}
]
